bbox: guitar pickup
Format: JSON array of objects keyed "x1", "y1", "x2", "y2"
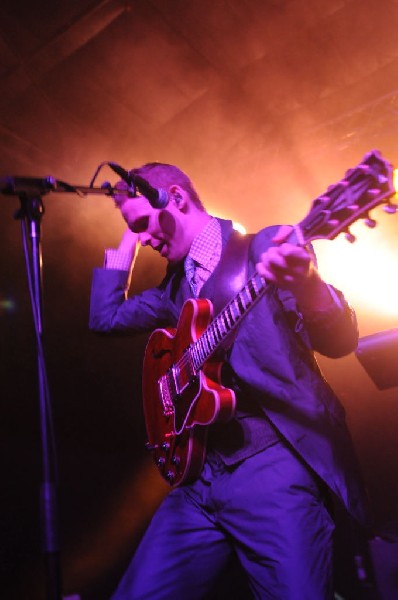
[{"x1": 158, "y1": 372, "x2": 175, "y2": 417}]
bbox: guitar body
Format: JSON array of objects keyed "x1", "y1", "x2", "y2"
[
  {"x1": 143, "y1": 298, "x2": 236, "y2": 486},
  {"x1": 141, "y1": 150, "x2": 395, "y2": 486}
]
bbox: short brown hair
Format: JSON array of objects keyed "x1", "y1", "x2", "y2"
[{"x1": 130, "y1": 162, "x2": 205, "y2": 210}]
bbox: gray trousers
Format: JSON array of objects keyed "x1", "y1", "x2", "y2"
[{"x1": 111, "y1": 441, "x2": 335, "y2": 600}]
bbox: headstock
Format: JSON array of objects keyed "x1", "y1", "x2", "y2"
[{"x1": 297, "y1": 150, "x2": 396, "y2": 245}]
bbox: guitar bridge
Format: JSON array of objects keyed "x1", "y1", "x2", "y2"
[
  {"x1": 158, "y1": 371, "x2": 175, "y2": 417},
  {"x1": 157, "y1": 351, "x2": 198, "y2": 419}
]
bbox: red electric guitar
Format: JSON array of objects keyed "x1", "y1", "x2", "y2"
[{"x1": 142, "y1": 150, "x2": 396, "y2": 486}]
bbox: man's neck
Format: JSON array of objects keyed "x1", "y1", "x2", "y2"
[{"x1": 190, "y1": 211, "x2": 213, "y2": 241}]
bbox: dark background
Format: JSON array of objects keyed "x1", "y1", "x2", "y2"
[{"x1": 1, "y1": 1, "x2": 398, "y2": 598}]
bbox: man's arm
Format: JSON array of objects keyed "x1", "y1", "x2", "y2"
[
  {"x1": 255, "y1": 226, "x2": 358, "y2": 358},
  {"x1": 89, "y1": 228, "x2": 167, "y2": 334}
]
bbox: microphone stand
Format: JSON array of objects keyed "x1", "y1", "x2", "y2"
[
  {"x1": 14, "y1": 184, "x2": 62, "y2": 600},
  {"x1": 2, "y1": 176, "x2": 120, "y2": 600}
]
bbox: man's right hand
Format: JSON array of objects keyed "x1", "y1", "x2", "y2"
[{"x1": 117, "y1": 227, "x2": 141, "y2": 254}]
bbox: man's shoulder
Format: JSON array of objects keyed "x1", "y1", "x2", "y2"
[
  {"x1": 215, "y1": 219, "x2": 279, "y2": 243},
  {"x1": 249, "y1": 225, "x2": 281, "y2": 257}
]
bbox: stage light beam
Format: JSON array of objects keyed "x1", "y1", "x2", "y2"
[{"x1": 314, "y1": 220, "x2": 398, "y2": 318}]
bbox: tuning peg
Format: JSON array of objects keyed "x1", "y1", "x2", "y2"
[
  {"x1": 364, "y1": 216, "x2": 377, "y2": 228},
  {"x1": 383, "y1": 203, "x2": 397, "y2": 214},
  {"x1": 165, "y1": 471, "x2": 175, "y2": 483},
  {"x1": 345, "y1": 230, "x2": 356, "y2": 243},
  {"x1": 367, "y1": 188, "x2": 381, "y2": 197},
  {"x1": 357, "y1": 164, "x2": 371, "y2": 174},
  {"x1": 145, "y1": 442, "x2": 158, "y2": 451},
  {"x1": 377, "y1": 174, "x2": 388, "y2": 184},
  {"x1": 313, "y1": 195, "x2": 329, "y2": 206}
]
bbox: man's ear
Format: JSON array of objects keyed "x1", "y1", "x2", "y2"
[{"x1": 169, "y1": 184, "x2": 187, "y2": 210}]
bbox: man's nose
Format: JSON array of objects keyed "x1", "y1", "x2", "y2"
[{"x1": 139, "y1": 232, "x2": 151, "y2": 246}]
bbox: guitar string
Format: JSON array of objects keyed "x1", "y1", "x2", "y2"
[{"x1": 174, "y1": 273, "x2": 266, "y2": 381}]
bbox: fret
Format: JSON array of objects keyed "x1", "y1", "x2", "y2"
[
  {"x1": 193, "y1": 343, "x2": 199, "y2": 366},
  {"x1": 242, "y1": 286, "x2": 250, "y2": 306},
  {"x1": 218, "y1": 319, "x2": 225, "y2": 337},
  {"x1": 246, "y1": 282, "x2": 254, "y2": 301},
  {"x1": 209, "y1": 331, "x2": 215, "y2": 351},
  {"x1": 208, "y1": 328, "x2": 215, "y2": 349},
  {"x1": 229, "y1": 305, "x2": 239, "y2": 327},
  {"x1": 231, "y1": 299, "x2": 240, "y2": 322},
  {"x1": 225, "y1": 305, "x2": 234, "y2": 328},
  {"x1": 252, "y1": 275, "x2": 260, "y2": 295},
  {"x1": 203, "y1": 336, "x2": 208, "y2": 355},
  {"x1": 198, "y1": 338, "x2": 204, "y2": 362},
  {"x1": 197, "y1": 343, "x2": 204, "y2": 365},
  {"x1": 217, "y1": 316, "x2": 226, "y2": 336},
  {"x1": 248, "y1": 278, "x2": 258, "y2": 300},
  {"x1": 212, "y1": 328, "x2": 218, "y2": 347},
  {"x1": 237, "y1": 294, "x2": 245, "y2": 314},
  {"x1": 190, "y1": 345, "x2": 197, "y2": 371},
  {"x1": 236, "y1": 296, "x2": 244, "y2": 316},
  {"x1": 245, "y1": 284, "x2": 255, "y2": 306},
  {"x1": 204, "y1": 333, "x2": 211, "y2": 355},
  {"x1": 239, "y1": 290, "x2": 248, "y2": 310},
  {"x1": 223, "y1": 313, "x2": 232, "y2": 331},
  {"x1": 219, "y1": 313, "x2": 229, "y2": 334}
]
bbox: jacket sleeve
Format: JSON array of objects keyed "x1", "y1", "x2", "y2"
[
  {"x1": 250, "y1": 227, "x2": 359, "y2": 359},
  {"x1": 293, "y1": 286, "x2": 359, "y2": 358},
  {"x1": 89, "y1": 267, "x2": 172, "y2": 334}
]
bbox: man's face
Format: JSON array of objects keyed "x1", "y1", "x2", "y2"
[{"x1": 119, "y1": 195, "x2": 189, "y2": 264}]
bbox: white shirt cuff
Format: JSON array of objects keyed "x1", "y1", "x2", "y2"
[{"x1": 104, "y1": 248, "x2": 133, "y2": 271}]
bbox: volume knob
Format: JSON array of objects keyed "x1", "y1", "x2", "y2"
[{"x1": 165, "y1": 471, "x2": 175, "y2": 483}]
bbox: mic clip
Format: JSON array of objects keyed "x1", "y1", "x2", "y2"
[{"x1": 100, "y1": 180, "x2": 135, "y2": 197}]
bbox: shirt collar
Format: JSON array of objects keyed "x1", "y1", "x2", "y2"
[{"x1": 188, "y1": 217, "x2": 221, "y2": 269}]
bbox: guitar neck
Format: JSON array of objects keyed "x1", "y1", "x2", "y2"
[
  {"x1": 188, "y1": 223, "x2": 304, "y2": 371},
  {"x1": 188, "y1": 149, "x2": 395, "y2": 374},
  {"x1": 190, "y1": 271, "x2": 268, "y2": 370}
]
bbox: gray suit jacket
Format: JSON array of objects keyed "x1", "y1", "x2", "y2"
[{"x1": 90, "y1": 218, "x2": 368, "y2": 524}]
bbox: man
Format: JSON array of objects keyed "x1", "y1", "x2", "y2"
[{"x1": 90, "y1": 162, "x2": 367, "y2": 599}]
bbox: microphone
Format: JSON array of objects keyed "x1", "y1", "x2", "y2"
[{"x1": 108, "y1": 162, "x2": 169, "y2": 209}]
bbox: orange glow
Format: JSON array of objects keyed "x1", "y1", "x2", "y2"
[
  {"x1": 64, "y1": 457, "x2": 168, "y2": 586},
  {"x1": 233, "y1": 221, "x2": 247, "y2": 235},
  {"x1": 314, "y1": 219, "x2": 398, "y2": 317}
]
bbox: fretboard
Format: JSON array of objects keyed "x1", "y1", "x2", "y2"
[{"x1": 189, "y1": 272, "x2": 268, "y2": 371}]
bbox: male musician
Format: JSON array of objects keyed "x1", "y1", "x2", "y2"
[{"x1": 89, "y1": 162, "x2": 367, "y2": 599}]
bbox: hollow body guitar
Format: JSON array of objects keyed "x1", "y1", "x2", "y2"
[{"x1": 143, "y1": 150, "x2": 395, "y2": 486}]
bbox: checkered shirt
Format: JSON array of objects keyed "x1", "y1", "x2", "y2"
[{"x1": 186, "y1": 218, "x2": 222, "y2": 295}]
